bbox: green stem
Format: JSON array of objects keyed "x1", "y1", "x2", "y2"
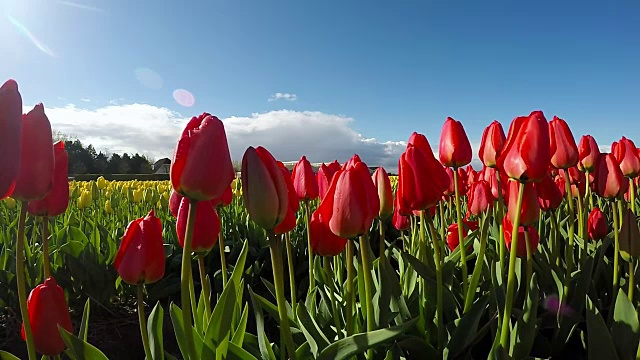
[
  {"x1": 43, "y1": 216, "x2": 51, "y2": 279},
  {"x1": 499, "y1": 182, "x2": 525, "y2": 350},
  {"x1": 359, "y1": 233, "x2": 375, "y2": 359},
  {"x1": 525, "y1": 230, "x2": 533, "y2": 299},
  {"x1": 346, "y1": 240, "x2": 355, "y2": 336},
  {"x1": 631, "y1": 180, "x2": 636, "y2": 214},
  {"x1": 137, "y1": 284, "x2": 153, "y2": 360},
  {"x1": 562, "y1": 170, "x2": 576, "y2": 298},
  {"x1": 17, "y1": 202, "x2": 36, "y2": 360},
  {"x1": 218, "y1": 224, "x2": 228, "y2": 287},
  {"x1": 268, "y1": 231, "x2": 297, "y2": 360},
  {"x1": 453, "y1": 169, "x2": 469, "y2": 297},
  {"x1": 465, "y1": 212, "x2": 488, "y2": 313},
  {"x1": 379, "y1": 218, "x2": 385, "y2": 260},
  {"x1": 576, "y1": 189, "x2": 586, "y2": 266},
  {"x1": 324, "y1": 257, "x2": 342, "y2": 338},
  {"x1": 613, "y1": 200, "x2": 621, "y2": 299},
  {"x1": 425, "y1": 213, "x2": 444, "y2": 354},
  {"x1": 550, "y1": 210, "x2": 560, "y2": 267},
  {"x1": 305, "y1": 202, "x2": 314, "y2": 296},
  {"x1": 180, "y1": 199, "x2": 198, "y2": 360},
  {"x1": 197, "y1": 253, "x2": 212, "y2": 318},
  {"x1": 439, "y1": 202, "x2": 446, "y2": 242},
  {"x1": 496, "y1": 171, "x2": 506, "y2": 276},
  {"x1": 585, "y1": 170, "x2": 593, "y2": 211},
  {"x1": 285, "y1": 232, "x2": 297, "y2": 313},
  {"x1": 629, "y1": 257, "x2": 635, "y2": 302}
]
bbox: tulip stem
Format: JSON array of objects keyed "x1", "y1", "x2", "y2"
[
  {"x1": 499, "y1": 181, "x2": 524, "y2": 351},
  {"x1": 550, "y1": 210, "x2": 560, "y2": 267},
  {"x1": 43, "y1": 216, "x2": 51, "y2": 279},
  {"x1": 346, "y1": 239, "x2": 355, "y2": 336},
  {"x1": 496, "y1": 172, "x2": 506, "y2": 276},
  {"x1": 359, "y1": 233, "x2": 375, "y2": 359},
  {"x1": 576, "y1": 189, "x2": 586, "y2": 266},
  {"x1": 284, "y1": 232, "x2": 297, "y2": 313},
  {"x1": 137, "y1": 284, "x2": 153, "y2": 360},
  {"x1": 439, "y1": 202, "x2": 446, "y2": 242},
  {"x1": 585, "y1": 170, "x2": 594, "y2": 211},
  {"x1": 453, "y1": 169, "x2": 469, "y2": 297},
  {"x1": 562, "y1": 170, "x2": 576, "y2": 299},
  {"x1": 629, "y1": 257, "x2": 636, "y2": 302},
  {"x1": 197, "y1": 253, "x2": 212, "y2": 318},
  {"x1": 218, "y1": 228, "x2": 228, "y2": 287},
  {"x1": 425, "y1": 213, "x2": 444, "y2": 354},
  {"x1": 465, "y1": 212, "x2": 488, "y2": 314},
  {"x1": 305, "y1": 201, "x2": 314, "y2": 298},
  {"x1": 525, "y1": 230, "x2": 533, "y2": 300},
  {"x1": 613, "y1": 200, "x2": 621, "y2": 301},
  {"x1": 180, "y1": 199, "x2": 198, "y2": 360},
  {"x1": 324, "y1": 257, "x2": 342, "y2": 338},
  {"x1": 631, "y1": 180, "x2": 637, "y2": 214},
  {"x1": 16, "y1": 202, "x2": 36, "y2": 360},
  {"x1": 379, "y1": 218, "x2": 385, "y2": 260},
  {"x1": 267, "y1": 231, "x2": 297, "y2": 360}
]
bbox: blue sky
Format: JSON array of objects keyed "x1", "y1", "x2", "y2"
[{"x1": 1, "y1": 0, "x2": 639, "y2": 168}]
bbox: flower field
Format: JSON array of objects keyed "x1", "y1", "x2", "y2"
[{"x1": 3, "y1": 78, "x2": 640, "y2": 360}]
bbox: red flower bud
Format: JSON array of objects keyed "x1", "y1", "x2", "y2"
[
  {"x1": 468, "y1": 180, "x2": 493, "y2": 216},
  {"x1": 503, "y1": 216, "x2": 539, "y2": 258},
  {"x1": 21, "y1": 277, "x2": 73, "y2": 356},
  {"x1": 548, "y1": 116, "x2": 578, "y2": 169},
  {"x1": 446, "y1": 220, "x2": 478, "y2": 252},
  {"x1": 275, "y1": 161, "x2": 301, "y2": 235},
  {"x1": 479, "y1": 120, "x2": 506, "y2": 168},
  {"x1": 614, "y1": 137, "x2": 640, "y2": 178},
  {"x1": 439, "y1": 117, "x2": 472, "y2": 168},
  {"x1": 176, "y1": 199, "x2": 220, "y2": 253},
  {"x1": 372, "y1": 167, "x2": 393, "y2": 219},
  {"x1": 507, "y1": 180, "x2": 540, "y2": 226},
  {"x1": 535, "y1": 174, "x2": 563, "y2": 211},
  {"x1": 595, "y1": 153, "x2": 629, "y2": 199},
  {"x1": 292, "y1": 155, "x2": 319, "y2": 201},
  {"x1": 577, "y1": 135, "x2": 600, "y2": 172},
  {"x1": 587, "y1": 207, "x2": 608, "y2": 241},
  {"x1": 27, "y1": 141, "x2": 69, "y2": 217},
  {"x1": 309, "y1": 207, "x2": 347, "y2": 257},
  {"x1": 171, "y1": 113, "x2": 235, "y2": 201},
  {"x1": 114, "y1": 210, "x2": 165, "y2": 285},
  {"x1": 0, "y1": 79, "x2": 23, "y2": 200}
]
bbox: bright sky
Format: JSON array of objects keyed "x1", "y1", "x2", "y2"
[{"x1": 1, "y1": 0, "x2": 639, "y2": 169}]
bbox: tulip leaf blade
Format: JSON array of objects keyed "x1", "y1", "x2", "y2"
[
  {"x1": 79, "y1": 298, "x2": 91, "y2": 342},
  {"x1": 248, "y1": 287, "x2": 277, "y2": 360},
  {"x1": 317, "y1": 318, "x2": 418, "y2": 360},
  {"x1": 446, "y1": 293, "x2": 490, "y2": 358},
  {"x1": 511, "y1": 273, "x2": 539, "y2": 359},
  {"x1": 59, "y1": 325, "x2": 109, "y2": 360},
  {"x1": 148, "y1": 301, "x2": 165, "y2": 360},
  {"x1": 586, "y1": 295, "x2": 619, "y2": 360},
  {"x1": 169, "y1": 303, "x2": 189, "y2": 360},
  {"x1": 206, "y1": 281, "x2": 237, "y2": 350},
  {"x1": 231, "y1": 302, "x2": 250, "y2": 346},
  {"x1": 612, "y1": 289, "x2": 640, "y2": 359},
  {"x1": 296, "y1": 302, "x2": 331, "y2": 356},
  {"x1": 0, "y1": 351, "x2": 21, "y2": 360}
]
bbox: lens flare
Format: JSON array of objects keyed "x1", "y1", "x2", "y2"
[
  {"x1": 173, "y1": 89, "x2": 195, "y2": 107},
  {"x1": 8, "y1": 16, "x2": 56, "y2": 57},
  {"x1": 134, "y1": 68, "x2": 164, "y2": 89}
]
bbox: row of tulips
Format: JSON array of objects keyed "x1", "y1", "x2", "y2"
[{"x1": 3, "y1": 75, "x2": 640, "y2": 359}]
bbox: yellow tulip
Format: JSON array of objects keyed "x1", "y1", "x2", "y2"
[
  {"x1": 105, "y1": 200, "x2": 113, "y2": 214},
  {"x1": 78, "y1": 191, "x2": 92, "y2": 209},
  {"x1": 3, "y1": 197, "x2": 17, "y2": 209},
  {"x1": 133, "y1": 189, "x2": 143, "y2": 203}
]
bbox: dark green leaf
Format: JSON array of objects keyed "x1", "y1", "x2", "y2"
[
  {"x1": 586, "y1": 296, "x2": 619, "y2": 360},
  {"x1": 511, "y1": 274, "x2": 539, "y2": 359},
  {"x1": 148, "y1": 302, "x2": 165, "y2": 360},
  {"x1": 612, "y1": 289, "x2": 640, "y2": 359},
  {"x1": 79, "y1": 298, "x2": 91, "y2": 342},
  {"x1": 296, "y1": 303, "x2": 331, "y2": 356},
  {"x1": 59, "y1": 325, "x2": 109, "y2": 360},
  {"x1": 446, "y1": 293, "x2": 489, "y2": 358}
]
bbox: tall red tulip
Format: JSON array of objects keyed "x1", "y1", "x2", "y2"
[
  {"x1": 548, "y1": 116, "x2": 578, "y2": 169},
  {"x1": 587, "y1": 207, "x2": 608, "y2": 241},
  {"x1": 446, "y1": 220, "x2": 478, "y2": 252},
  {"x1": 595, "y1": 153, "x2": 629, "y2": 199},
  {"x1": 614, "y1": 137, "x2": 640, "y2": 178},
  {"x1": 0, "y1": 79, "x2": 22, "y2": 200},
  {"x1": 507, "y1": 180, "x2": 540, "y2": 226},
  {"x1": 398, "y1": 132, "x2": 450, "y2": 211},
  {"x1": 468, "y1": 180, "x2": 493, "y2": 216},
  {"x1": 479, "y1": 120, "x2": 506, "y2": 168},
  {"x1": 292, "y1": 155, "x2": 319, "y2": 201},
  {"x1": 176, "y1": 198, "x2": 220, "y2": 253},
  {"x1": 21, "y1": 277, "x2": 73, "y2": 356},
  {"x1": 497, "y1": 111, "x2": 551, "y2": 183},
  {"x1": 309, "y1": 208, "x2": 347, "y2": 256},
  {"x1": 114, "y1": 210, "x2": 165, "y2": 285},
  {"x1": 317, "y1": 163, "x2": 338, "y2": 200},
  {"x1": 465, "y1": 165, "x2": 478, "y2": 189},
  {"x1": 171, "y1": 113, "x2": 235, "y2": 201},
  {"x1": 503, "y1": 216, "x2": 540, "y2": 258},
  {"x1": 372, "y1": 167, "x2": 393, "y2": 219},
  {"x1": 577, "y1": 135, "x2": 600, "y2": 172},
  {"x1": 12, "y1": 104, "x2": 55, "y2": 201},
  {"x1": 275, "y1": 162, "x2": 300, "y2": 235},
  {"x1": 27, "y1": 141, "x2": 69, "y2": 217},
  {"x1": 439, "y1": 117, "x2": 472, "y2": 168},
  {"x1": 535, "y1": 174, "x2": 563, "y2": 211},
  {"x1": 241, "y1": 146, "x2": 289, "y2": 230},
  {"x1": 392, "y1": 201, "x2": 411, "y2": 231}
]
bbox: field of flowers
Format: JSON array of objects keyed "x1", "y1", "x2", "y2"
[{"x1": 3, "y1": 78, "x2": 640, "y2": 360}]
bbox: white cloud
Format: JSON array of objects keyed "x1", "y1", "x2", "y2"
[
  {"x1": 80, "y1": 98, "x2": 91, "y2": 102},
  {"x1": 26, "y1": 104, "x2": 405, "y2": 171},
  {"x1": 269, "y1": 93, "x2": 297, "y2": 102}
]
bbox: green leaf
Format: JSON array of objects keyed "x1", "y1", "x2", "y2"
[
  {"x1": 58, "y1": 240, "x2": 86, "y2": 258},
  {"x1": 511, "y1": 273, "x2": 539, "y2": 359},
  {"x1": 586, "y1": 296, "x2": 619, "y2": 360},
  {"x1": 227, "y1": 341, "x2": 259, "y2": 360},
  {"x1": 230, "y1": 240, "x2": 249, "y2": 288},
  {"x1": 205, "y1": 281, "x2": 237, "y2": 349},
  {"x1": 0, "y1": 351, "x2": 21, "y2": 360},
  {"x1": 446, "y1": 293, "x2": 489, "y2": 358},
  {"x1": 78, "y1": 298, "x2": 91, "y2": 342},
  {"x1": 231, "y1": 303, "x2": 250, "y2": 346},
  {"x1": 397, "y1": 337, "x2": 438, "y2": 359},
  {"x1": 296, "y1": 303, "x2": 331, "y2": 356},
  {"x1": 317, "y1": 318, "x2": 418, "y2": 360},
  {"x1": 148, "y1": 301, "x2": 165, "y2": 360},
  {"x1": 249, "y1": 287, "x2": 277, "y2": 360},
  {"x1": 169, "y1": 303, "x2": 189, "y2": 360},
  {"x1": 59, "y1": 325, "x2": 109, "y2": 360},
  {"x1": 612, "y1": 289, "x2": 640, "y2": 359}
]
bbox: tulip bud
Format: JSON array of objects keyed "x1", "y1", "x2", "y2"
[
  {"x1": 274, "y1": 161, "x2": 301, "y2": 235},
  {"x1": 292, "y1": 156, "x2": 319, "y2": 201},
  {"x1": 4, "y1": 197, "x2": 17, "y2": 209},
  {"x1": 77, "y1": 191, "x2": 92, "y2": 209},
  {"x1": 309, "y1": 209, "x2": 347, "y2": 256},
  {"x1": 372, "y1": 167, "x2": 393, "y2": 219},
  {"x1": 392, "y1": 201, "x2": 411, "y2": 231},
  {"x1": 439, "y1": 117, "x2": 472, "y2": 168},
  {"x1": 27, "y1": 141, "x2": 69, "y2": 217},
  {"x1": 446, "y1": 220, "x2": 478, "y2": 252},
  {"x1": 176, "y1": 198, "x2": 220, "y2": 253},
  {"x1": 171, "y1": 113, "x2": 235, "y2": 201},
  {"x1": 595, "y1": 153, "x2": 629, "y2": 199},
  {"x1": 507, "y1": 180, "x2": 540, "y2": 226},
  {"x1": 577, "y1": 135, "x2": 600, "y2": 172},
  {"x1": 241, "y1": 146, "x2": 288, "y2": 230},
  {"x1": 105, "y1": 200, "x2": 113, "y2": 214},
  {"x1": 548, "y1": 116, "x2": 578, "y2": 169},
  {"x1": 503, "y1": 216, "x2": 540, "y2": 258},
  {"x1": 587, "y1": 207, "x2": 608, "y2": 241},
  {"x1": 21, "y1": 277, "x2": 73, "y2": 356},
  {"x1": 12, "y1": 104, "x2": 55, "y2": 201},
  {"x1": 478, "y1": 120, "x2": 506, "y2": 168},
  {"x1": 535, "y1": 174, "x2": 563, "y2": 211},
  {"x1": 468, "y1": 180, "x2": 493, "y2": 216},
  {"x1": 0, "y1": 79, "x2": 23, "y2": 200},
  {"x1": 614, "y1": 137, "x2": 640, "y2": 178}
]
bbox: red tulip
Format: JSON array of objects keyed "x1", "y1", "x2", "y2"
[
  {"x1": 446, "y1": 220, "x2": 478, "y2": 252},
  {"x1": 587, "y1": 207, "x2": 608, "y2": 241},
  {"x1": 216, "y1": 185, "x2": 233, "y2": 207},
  {"x1": 548, "y1": 116, "x2": 578, "y2": 169},
  {"x1": 507, "y1": 180, "x2": 540, "y2": 226},
  {"x1": 497, "y1": 111, "x2": 551, "y2": 183},
  {"x1": 171, "y1": 113, "x2": 235, "y2": 201},
  {"x1": 317, "y1": 163, "x2": 338, "y2": 200},
  {"x1": 439, "y1": 117, "x2": 472, "y2": 168},
  {"x1": 328, "y1": 160, "x2": 341, "y2": 173},
  {"x1": 12, "y1": 104, "x2": 55, "y2": 201},
  {"x1": 114, "y1": 210, "x2": 165, "y2": 285},
  {"x1": 275, "y1": 161, "x2": 300, "y2": 235},
  {"x1": 176, "y1": 198, "x2": 220, "y2": 253},
  {"x1": 480, "y1": 166, "x2": 506, "y2": 201},
  {"x1": 309, "y1": 207, "x2": 347, "y2": 256},
  {"x1": 21, "y1": 277, "x2": 73, "y2": 356},
  {"x1": 398, "y1": 132, "x2": 450, "y2": 211},
  {"x1": 241, "y1": 146, "x2": 289, "y2": 230},
  {"x1": 595, "y1": 153, "x2": 629, "y2": 199},
  {"x1": 444, "y1": 167, "x2": 456, "y2": 197},
  {"x1": 468, "y1": 180, "x2": 493, "y2": 216},
  {"x1": 479, "y1": 120, "x2": 506, "y2": 168},
  {"x1": 27, "y1": 141, "x2": 69, "y2": 217},
  {"x1": 465, "y1": 165, "x2": 477, "y2": 189},
  {"x1": 577, "y1": 135, "x2": 600, "y2": 172},
  {"x1": 392, "y1": 197, "x2": 411, "y2": 231},
  {"x1": 169, "y1": 190, "x2": 182, "y2": 217},
  {"x1": 292, "y1": 156, "x2": 319, "y2": 201},
  {"x1": 554, "y1": 175, "x2": 567, "y2": 199},
  {"x1": 535, "y1": 174, "x2": 563, "y2": 211},
  {"x1": 614, "y1": 137, "x2": 640, "y2": 178},
  {"x1": 503, "y1": 216, "x2": 540, "y2": 258},
  {"x1": 372, "y1": 167, "x2": 393, "y2": 219},
  {"x1": 0, "y1": 79, "x2": 22, "y2": 200}
]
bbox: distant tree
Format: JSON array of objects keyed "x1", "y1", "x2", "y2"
[
  {"x1": 94, "y1": 152, "x2": 109, "y2": 174},
  {"x1": 107, "y1": 154, "x2": 122, "y2": 174},
  {"x1": 120, "y1": 153, "x2": 132, "y2": 174}
]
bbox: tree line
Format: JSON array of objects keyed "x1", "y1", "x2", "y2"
[{"x1": 61, "y1": 138, "x2": 153, "y2": 175}]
